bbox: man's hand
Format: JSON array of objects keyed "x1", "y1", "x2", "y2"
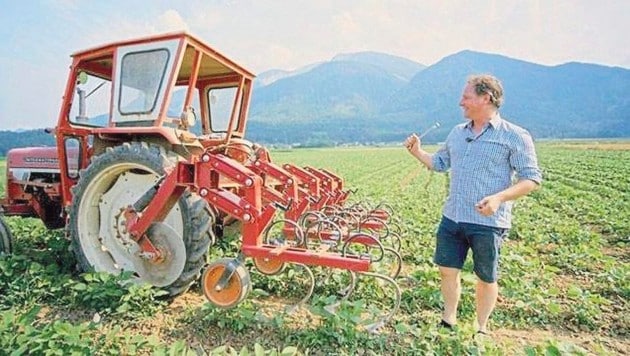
[
  {"x1": 475, "y1": 195, "x2": 502, "y2": 216},
  {"x1": 404, "y1": 134, "x2": 420, "y2": 153},
  {"x1": 404, "y1": 133, "x2": 435, "y2": 169},
  {"x1": 475, "y1": 180, "x2": 539, "y2": 216}
]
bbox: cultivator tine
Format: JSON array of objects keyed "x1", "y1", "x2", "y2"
[
  {"x1": 324, "y1": 270, "x2": 358, "y2": 315},
  {"x1": 380, "y1": 247, "x2": 403, "y2": 279},
  {"x1": 342, "y1": 232, "x2": 385, "y2": 263},
  {"x1": 387, "y1": 231, "x2": 402, "y2": 253},
  {"x1": 359, "y1": 271, "x2": 402, "y2": 334},
  {"x1": 285, "y1": 263, "x2": 315, "y2": 314},
  {"x1": 371, "y1": 202, "x2": 394, "y2": 219},
  {"x1": 359, "y1": 216, "x2": 389, "y2": 238},
  {"x1": 264, "y1": 218, "x2": 306, "y2": 247}
]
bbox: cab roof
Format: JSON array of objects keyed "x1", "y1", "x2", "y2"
[{"x1": 71, "y1": 32, "x2": 255, "y2": 82}]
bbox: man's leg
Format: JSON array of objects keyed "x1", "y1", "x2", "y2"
[
  {"x1": 475, "y1": 279, "x2": 498, "y2": 333},
  {"x1": 439, "y1": 266, "x2": 461, "y2": 325},
  {"x1": 434, "y1": 217, "x2": 467, "y2": 326},
  {"x1": 467, "y1": 223, "x2": 506, "y2": 333}
]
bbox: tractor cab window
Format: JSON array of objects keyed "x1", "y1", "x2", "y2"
[
  {"x1": 69, "y1": 72, "x2": 111, "y2": 127},
  {"x1": 119, "y1": 49, "x2": 169, "y2": 115},
  {"x1": 111, "y1": 39, "x2": 179, "y2": 125},
  {"x1": 208, "y1": 86, "x2": 240, "y2": 133}
]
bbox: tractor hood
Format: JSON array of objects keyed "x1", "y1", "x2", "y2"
[{"x1": 7, "y1": 147, "x2": 79, "y2": 170}]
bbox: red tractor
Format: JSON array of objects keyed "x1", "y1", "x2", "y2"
[{"x1": 0, "y1": 33, "x2": 401, "y2": 329}]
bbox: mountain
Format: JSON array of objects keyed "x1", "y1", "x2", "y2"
[
  {"x1": 331, "y1": 51, "x2": 426, "y2": 81},
  {"x1": 2, "y1": 51, "x2": 628, "y2": 152},
  {"x1": 382, "y1": 50, "x2": 630, "y2": 139},
  {"x1": 249, "y1": 60, "x2": 410, "y2": 123},
  {"x1": 247, "y1": 50, "x2": 630, "y2": 144},
  {"x1": 0, "y1": 129, "x2": 55, "y2": 156},
  {"x1": 254, "y1": 62, "x2": 324, "y2": 87},
  {"x1": 246, "y1": 51, "x2": 426, "y2": 144}
]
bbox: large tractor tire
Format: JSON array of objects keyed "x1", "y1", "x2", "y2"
[
  {"x1": 69, "y1": 142, "x2": 214, "y2": 296},
  {"x1": 0, "y1": 217, "x2": 12, "y2": 255}
]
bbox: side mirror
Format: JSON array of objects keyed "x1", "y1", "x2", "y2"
[
  {"x1": 179, "y1": 107, "x2": 196, "y2": 129},
  {"x1": 77, "y1": 71, "x2": 88, "y2": 85}
]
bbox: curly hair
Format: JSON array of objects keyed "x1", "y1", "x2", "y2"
[{"x1": 467, "y1": 74, "x2": 504, "y2": 108}]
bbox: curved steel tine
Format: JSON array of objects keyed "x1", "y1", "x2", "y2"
[
  {"x1": 321, "y1": 267, "x2": 334, "y2": 284},
  {"x1": 358, "y1": 271, "x2": 401, "y2": 334},
  {"x1": 336, "y1": 269, "x2": 357, "y2": 299},
  {"x1": 366, "y1": 246, "x2": 401, "y2": 279},
  {"x1": 298, "y1": 210, "x2": 326, "y2": 230},
  {"x1": 389, "y1": 231, "x2": 402, "y2": 253},
  {"x1": 383, "y1": 247, "x2": 403, "y2": 279},
  {"x1": 342, "y1": 232, "x2": 385, "y2": 263},
  {"x1": 285, "y1": 263, "x2": 315, "y2": 314},
  {"x1": 361, "y1": 216, "x2": 389, "y2": 239},
  {"x1": 324, "y1": 270, "x2": 357, "y2": 314},
  {"x1": 372, "y1": 202, "x2": 394, "y2": 220},
  {"x1": 389, "y1": 220, "x2": 404, "y2": 236}
]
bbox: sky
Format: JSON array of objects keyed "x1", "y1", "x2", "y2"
[{"x1": 0, "y1": 0, "x2": 628, "y2": 130}]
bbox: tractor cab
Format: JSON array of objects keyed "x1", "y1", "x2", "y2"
[
  {"x1": 64, "y1": 32, "x2": 253, "y2": 136},
  {"x1": 55, "y1": 32, "x2": 256, "y2": 205}
]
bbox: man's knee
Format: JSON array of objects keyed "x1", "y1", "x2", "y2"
[
  {"x1": 476, "y1": 277, "x2": 498, "y2": 287},
  {"x1": 439, "y1": 266, "x2": 461, "y2": 280}
]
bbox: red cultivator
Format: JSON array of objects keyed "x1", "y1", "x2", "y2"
[{"x1": 0, "y1": 33, "x2": 404, "y2": 331}]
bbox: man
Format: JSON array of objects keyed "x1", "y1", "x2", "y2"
[{"x1": 404, "y1": 74, "x2": 542, "y2": 335}]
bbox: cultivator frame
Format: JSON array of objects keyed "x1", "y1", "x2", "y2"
[{"x1": 0, "y1": 32, "x2": 404, "y2": 331}]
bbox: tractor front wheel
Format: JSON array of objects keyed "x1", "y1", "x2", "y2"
[{"x1": 69, "y1": 142, "x2": 214, "y2": 296}]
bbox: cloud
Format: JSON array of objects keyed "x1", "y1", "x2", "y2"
[
  {"x1": 1, "y1": 0, "x2": 629, "y2": 130},
  {"x1": 333, "y1": 12, "x2": 361, "y2": 40},
  {"x1": 157, "y1": 9, "x2": 190, "y2": 33}
]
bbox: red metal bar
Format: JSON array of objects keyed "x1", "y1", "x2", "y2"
[
  {"x1": 304, "y1": 167, "x2": 348, "y2": 206},
  {"x1": 247, "y1": 159, "x2": 307, "y2": 220},
  {"x1": 305, "y1": 166, "x2": 335, "y2": 191},
  {"x1": 242, "y1": 245, "x2": 370, "y2": 272},
  {"x1": 126, "y1": 165, "x2": 189, "y2": 239},
  {"x1": 282, "y1": 164, "x2": 320, "y2": 199},
  {"x1": 320, "y1": 168, "x2": 349, "y2": 205}
]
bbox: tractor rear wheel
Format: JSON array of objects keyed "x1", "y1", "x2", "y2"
[
  {"x1": 0, "y1": 217, "x2": 12, "y2": 255},
  {"x1": 69, "y1": 142, "x2": 214, "y2": 296}
]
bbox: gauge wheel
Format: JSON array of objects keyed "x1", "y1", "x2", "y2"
[
  {"x1": 253, "y1": 256, "x2": 286, "y2": 276},
  {"x1": 201, "y1": 258, "x2": 251, "y2": 309}
]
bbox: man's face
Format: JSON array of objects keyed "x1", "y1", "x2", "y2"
[{"x1": 459, "y1": 83, "x2": 488, "y2": 120}]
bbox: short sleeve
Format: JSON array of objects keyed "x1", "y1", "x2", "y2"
[
  {"x1": 510, "y1": 130, "x2": 542, "y2": 184},
  {"x1": 432, "y1": 129, "x2": 455, "y2": 172}
]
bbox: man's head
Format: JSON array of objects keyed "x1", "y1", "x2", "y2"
[{"x1": 459, "y1": 74, "x2": 503, "y2": 120}]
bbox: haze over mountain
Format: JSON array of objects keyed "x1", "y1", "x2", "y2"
[
  {"x1": 246, "y1": 50, "x2": 630, "y2": 145},
  {"x1": 1, "y1": 49, "x2": 628, "y2": 154}
]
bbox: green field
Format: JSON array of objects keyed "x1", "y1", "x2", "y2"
[{"x1": 0, "y1": 142, "x2": 628, "y2": 354}]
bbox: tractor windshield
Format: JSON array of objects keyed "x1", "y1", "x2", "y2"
[
  {"x1": 119, "y1": 49, "x2": 169, "y2": 115},
  {"x1": 69, "y1": 72, "x2": 111, "y2": 127},
  {"x1": 208, "y1": 86, "x2": 241, "y2": 133}
]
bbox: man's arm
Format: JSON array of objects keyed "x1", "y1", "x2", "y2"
[
  {"x1": 404, "y1": 133, "x2": 435, "y2": 170},
  {"x1": 409, "y1": 148, "x2": 434, "y2": 170},
  {"x1": 477, "y1": 129, "x2": 542, "y2": 217}
]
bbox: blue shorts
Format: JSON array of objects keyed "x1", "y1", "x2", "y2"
[{"x1": 434, "y1": 216, "x2": 507, "y2": 283}]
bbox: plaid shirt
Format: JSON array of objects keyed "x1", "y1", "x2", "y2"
[{"x1": 432, "y1": 113, "x2": 542, "y2": 228}]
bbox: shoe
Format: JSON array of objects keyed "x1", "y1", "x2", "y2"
[
  {"x1": 474, "y1": 330, "x2": 492, "y2": 341},
  {"x1": 439, "y1": 319, "x2": 454, "y2": 329}
]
